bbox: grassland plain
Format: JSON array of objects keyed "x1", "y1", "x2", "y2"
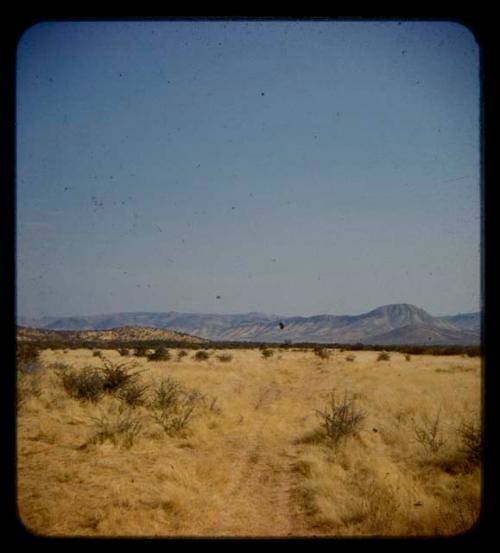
[{"x1": 16, "y1": 347, "x2": 482, "y2": 537}]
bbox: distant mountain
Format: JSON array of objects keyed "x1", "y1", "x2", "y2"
[
  {"x1": 436, "y1": 312, "x2": 482, "y2": 332},
  {"x1": 17, "y1": 304, "x2": 481, "y2": 345}
]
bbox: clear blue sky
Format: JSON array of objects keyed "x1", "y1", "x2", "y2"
[{"x1": 16, "y1": 19, "x2": 481, "y2": 318}]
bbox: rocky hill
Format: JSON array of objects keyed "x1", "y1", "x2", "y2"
[{"x1": 16, "y1": 325, "x2": 208, "y2": 345}]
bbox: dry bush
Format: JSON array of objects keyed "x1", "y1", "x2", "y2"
[
  {"x1": 413, "y1": 408, "x2": 446, "y2": 455},
  {"x1": 404, "y1": 354, "x2": 412, "y2": 362},
  {"x1": 216, "y1": 353, "x2": 232, "y2": 362},
  {"x1": 93, "y1": 350, "x2": 102, "y2": 358},
  {"x1": 17, "y1": 370, "x2": 42, "y2": 409},
  {"x1": 149, "y1": 377, "x2": 203, "y2": 436},
  {"x1": 314, "y1": 347, "x2": 330, "y2": 360},
  {"x1": 133, "y1": 346, "x2": 148, "y2": 357},
  {"x1": 147, "y1": 347, "x2": 171, "y2": 362},
  {"x1": 177, "y1": 350, "x2": 188, "y2": 361},
  {"x1": 261, "y1": 348, "x2": 274, "y2": 359},
  {"x1": 345, "y1": 355, "x2": 355, "y2": 362},
  {"x1": 377, "y1": 352, "x2": 390, "y2": 362},
  {"x1": 457, "y1": 417, "x2": 482, "y2": 466},
  {"x1": 315, "y1": 391, "x2": 366, "y2": 448},
  {"x1": 59, "y1": 367, "x2": 105, "y2": 402},
  {"x1": 194, "y1": 350, "x2": 210, "y2": 361},
  {"x1": 118, "y1": 348, "x2": 130, "y2": 356},
  {"x1": 16, "y1": 343, "x2": 41, "y2": 374}
]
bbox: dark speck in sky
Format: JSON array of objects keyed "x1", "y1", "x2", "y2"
[
  {"x1": 216, "y1": 295, "x2": 221, "y2": 299},
  {"x1": 261, "y1": 92, "x2": 265, "y2": 96}
]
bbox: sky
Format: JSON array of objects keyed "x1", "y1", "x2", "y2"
[{"x1": 16, "y1": 19, "x2": 481, "y2": 318}]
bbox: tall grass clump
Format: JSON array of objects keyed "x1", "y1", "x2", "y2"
[
  {"x1": 150, "y1": 377, "x2": 203, "y2": 436},
  {"x1": 88, "y1": 405, "x2": 143, "y2": 448},
  {"x1": 315, "y1": 391, "x2": 366, "y2": 448}
]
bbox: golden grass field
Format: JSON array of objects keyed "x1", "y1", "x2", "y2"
[{"x1": 17, "y1": 347, "x2": 482, "y2": 537}]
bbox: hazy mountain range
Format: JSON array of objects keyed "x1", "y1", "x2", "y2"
[{"x1": 18, "y1": 304, "x2": 481, "y2": 345}]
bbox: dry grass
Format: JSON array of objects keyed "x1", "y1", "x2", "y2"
[{"x1": 17, "y1": 348, "x2": 482, "y2": 537}]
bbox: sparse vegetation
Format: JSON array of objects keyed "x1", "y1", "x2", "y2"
[
  {"x1": 404, "y1": 354, "x2": 411, "y2": 362},
  {"x1": 177, "y1": 350, "x2": 188, "y2": 361},
  {"x1": 377, "y1": 352, "x2": 390, "y2": 362},
  {"x1": 216, "y1": 353, "x2": 232, "y2": 362},
  {"x1": 194, "y1": 350, "x2": 210, "y2": 361},
  {"x1": 17, "y1": 345, "x2": 481, "y2": 537},
  {"x1": 118, "y1": 348, "x2": 130, "y2": 356},
  {"x1": 345, "y1": 355, "x2": 355, "y2": 362}
]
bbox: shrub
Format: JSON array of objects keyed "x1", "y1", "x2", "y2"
[
  {"x1": 261, "y1": 348, "x2": 274, "y2": 359},
  {"x1": 404, "y1": 354, "x2": 412, "y2": 362},
  {"x1": 345, "y1": 355, "x2": 355, "y2": 362},
  {"x1": 457, "y1": 417, "x2": 482, "y2": 465},
  {"x1": 16, "y1": 343, "x2": 41, "y2": 373},
  {"x1": 134, "y1": 346, "x2": 148, "y2": 357},
  {"x1": 315, "y1": 391, "x2": 365, "y2": 448},
  {"x1": 216, "y1": 353, "x2": 232, "y2": 362},
  {"x1": 117, "y1": 381, "x2": 149, "y2": 408},
  {"x1": 93, "y1": 350, "x2": 102, "y2": 357},
  {"x1": 60, "y1": 367, "x2": 105, "y2": 402},
  {"x1": 147, "y1": 347, "x2": 171, "y2": 362},
  {"x1": 177, "y1": 350, "x2": 188, "y2": 361},
  {"x1": 118, "y1": 348, "x2": 130, "y2": 356},
  {"x1": 194, "y1": 350, "x2": 210, "y2": 361},
  {"x1": 314, "y1": 347, "x2": 330, "y2": 360},
  {"x1": 413, "y1": 408, "x2": 446, "y2": 454},
  {"x1": 150, "y1": 377, "x2": 202, "y2": 436},
  {"x1": 99, "y1": 357, "x2": 143, "y2": 394},
  {"x1": 377, "y1": 352, "x2": 390, "y2": 362}
]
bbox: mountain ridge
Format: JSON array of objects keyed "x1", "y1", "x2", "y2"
[{"x1": 17, "y1": 303, "x2": 480, "y2": 345}]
